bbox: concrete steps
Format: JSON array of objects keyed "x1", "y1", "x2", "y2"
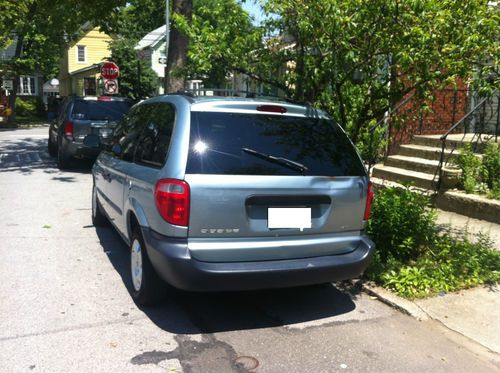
[
  {"x1": 370, "y1": 133, "x2": 496, "y2": 223},
  {"x1": 412, "y1": 134, "x2": 489, "y2": 153},
  {"x1": 385, "y1": 155, "x2": 440, "y2": 174},
  {"x1": 371, "y1": 165, "x2": 436, "y2": 189},
  {"x1": 398, "y1": 144, "x2": 456, "y2": 161}
]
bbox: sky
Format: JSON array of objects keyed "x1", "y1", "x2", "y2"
[{"x1": 241, "y1": 1, "x2": 265, "y2": 25}]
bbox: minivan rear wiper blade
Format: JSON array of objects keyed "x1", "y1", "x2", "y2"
[{"x1": 242, "y1": 147, "x2": 308, "y2": 175}]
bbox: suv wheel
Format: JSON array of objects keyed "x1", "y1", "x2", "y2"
[
  {"x1": 92, "y1": 184, "x2": 108, "y2": 226},
  {"x1": 130, "y1": 230, "x2": 165, "y2": 305},
  {"x1": 57, "y1": 145, "x2": 71, "y2": 169},
  {"x1": 48, "y1": 132, "x2": 57, "y2": 157}
]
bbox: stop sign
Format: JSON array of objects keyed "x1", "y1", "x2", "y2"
[{"x1": 101, "y1": 62, "x2": 119, "y2": 80}]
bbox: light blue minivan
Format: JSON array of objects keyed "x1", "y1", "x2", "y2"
[{"x1": 89, "y1": 94, "x2": 375, "y2": 305}]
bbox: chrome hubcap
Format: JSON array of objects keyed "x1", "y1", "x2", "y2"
[{"x1": 131, "y1": 239, "x2": 143, "y2": 292}]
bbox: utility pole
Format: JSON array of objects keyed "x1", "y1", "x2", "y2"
[{"x1": 164, "y1": 0, "x2": 170, "y2": 94}]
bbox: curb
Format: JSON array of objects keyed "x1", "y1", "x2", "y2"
[{"x1": 360, "y1": 281, "x2": 430, "y2": 321}]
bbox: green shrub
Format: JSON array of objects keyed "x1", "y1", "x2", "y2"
[
  {"x1": 15, "y1": 97, "x2": 38, "y2": 117},
  {"x1": 366, "y1": 185, "x2": 436, "y2": 263},
  {"x1": 455, "y1": 143, "x2": 482, "y2": 193},
  {"x1": 488, "y1": 180, "x2": 500, "y2": 200},
  {"x1": 365, "y1": 186, "x2": 500, "y2": 298},
  {"x1": 482, "y1": 142, "x2": 500, "y2": 190}
]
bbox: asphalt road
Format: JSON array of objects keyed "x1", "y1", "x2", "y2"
[{"x1": 0, "y1": 126, "x2": 498, "y2": 373}]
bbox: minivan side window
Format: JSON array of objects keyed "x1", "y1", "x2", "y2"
[
  {"x1": 134, "y1": 103, "x2": 175, "y2": 168},
  {"x1": 113, "y1": 106, "x2": 148, "y2": 162}
]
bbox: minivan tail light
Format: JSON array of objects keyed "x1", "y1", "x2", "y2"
[
  {"x1": 364, "y1": 182, "x2": 374, "y2": 220},
  {"x1": 63, "y1": 121, "x2": 74, "y2": 138},
  {"x1": 155, "y1": 179, "x2": 190, "y2": 226}
]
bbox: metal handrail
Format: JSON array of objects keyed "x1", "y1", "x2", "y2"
[
  {"x1": 439, "y1": 95, "x2": 492, "y2": 141},
  {"x1": 434, "y1": 90, "x2": 498, "y2": 190},
  {"x1": 367, "y1": 91, "x2": 417, "y2": 171}
]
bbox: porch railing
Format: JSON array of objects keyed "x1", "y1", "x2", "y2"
[
  {"x1": 433, "y1": 90, "x2": 499, "y2": 190},
  {"x1": 367, "y1": 91, "x2": 417, "y2": 172}
]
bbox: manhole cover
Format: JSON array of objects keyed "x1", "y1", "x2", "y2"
[{"x1": 234, "y1": 356, "x2": 259, "y2": 370}]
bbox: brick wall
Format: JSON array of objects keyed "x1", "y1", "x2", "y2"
[{"x1": 388, "y1": 81, "x2": 469, "y2": 153}]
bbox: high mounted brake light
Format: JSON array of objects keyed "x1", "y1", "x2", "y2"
[
  {"x1": 256, "y1": 105, "x2": 287, "y2": 114},
  {"x1": 155, "y1": 179, "x2": 190, "y2": 226}
]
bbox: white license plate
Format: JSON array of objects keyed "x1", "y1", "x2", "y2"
[{"x1": 268, "y1": 207, "x2": 311, "y2": 230}]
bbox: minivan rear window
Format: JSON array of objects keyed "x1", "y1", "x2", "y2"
[
  {"x1": 186, "y1": 112, "x2": 366, "y2": 176},
  {"x1": 72, "y1": 100, "x2": 132, "y2": 121}
]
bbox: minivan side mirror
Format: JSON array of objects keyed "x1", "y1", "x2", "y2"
[{"x1": 83, "y1": 134, "x2": 100, "y2": 148}]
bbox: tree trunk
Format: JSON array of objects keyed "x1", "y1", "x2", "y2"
[{"x1": 165, "y1": 0, "x2": 192, "y2": 93}]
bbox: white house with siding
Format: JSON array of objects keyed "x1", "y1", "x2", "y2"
[{"x1": 135, "y1": 26, "x2": 168, "y2": 95}]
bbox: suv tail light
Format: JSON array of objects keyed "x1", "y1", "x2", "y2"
[
  {"x1": 155, "y1": 179, "x2": 190, "y2": 226},
  {"x1": 363, "y1": 182, "x2": 374, "y2": 221},
  {"x1": 63, "y1": 121, "x2": 74, "y2": 139}
]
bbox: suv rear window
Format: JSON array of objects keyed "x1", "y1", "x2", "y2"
[
  {"x1": 72, "y1": 100, "x2": 132, "y2": 121},
  {"x1": 186, "y1": 112, "x2": 366, "y2": 176}
]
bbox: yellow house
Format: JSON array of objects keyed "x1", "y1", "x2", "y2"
[{"x1": 59, "y1": 25, "x2": 113, "y2": 96}]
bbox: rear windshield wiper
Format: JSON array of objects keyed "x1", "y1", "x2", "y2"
[{"x1": 242, "y1": 147, "x2": 308, "y2": 175}]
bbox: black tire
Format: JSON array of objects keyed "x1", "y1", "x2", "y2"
[
  {"x1": 92, "y1": 184, "x2": 108, "y2": 226},
  {"x1": 130, "y1": 229, "x2": 165, "y2": 306},
  {"x1": 48, "y1": 132, "x2": 57, "y2": 157},
  {"x1": 57, "y1": 145, "x2": 71, "y2": 170}
]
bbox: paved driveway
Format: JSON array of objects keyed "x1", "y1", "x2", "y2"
[{"x1": 0, "y1": 127, "x2": 498, "y2": 372}]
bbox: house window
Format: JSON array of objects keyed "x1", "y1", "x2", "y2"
[
  {"x1": 17, "y1": 76, "x2": 37, "y2": 95},
  {"x1": 77, "y1": 45, "x2": 86, "y2": 63}
]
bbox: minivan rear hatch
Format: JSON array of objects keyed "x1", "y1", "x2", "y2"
[{"x1": 184, "y1": 106, "x2": 368, "y2": 261}]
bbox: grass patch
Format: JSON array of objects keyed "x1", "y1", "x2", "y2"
[{"x1": 365, "y1": 185, "x2": 500, "y2": 299}]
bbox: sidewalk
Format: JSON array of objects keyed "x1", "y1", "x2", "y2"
[
  {"x1": 415, "y1": 285, "x2": 500, "y2": 353},
  {"x1": 365, "y1": 211, "x2": 500, "y2": 355},
  {"x1": 364, "y1": 283, "x2": 500, "y2": 354}
]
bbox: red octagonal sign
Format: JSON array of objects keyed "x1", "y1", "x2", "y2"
[{"x1": 101, "y1": 62, "x2": 119, "y2": 80}]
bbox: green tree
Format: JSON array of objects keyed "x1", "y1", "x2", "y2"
[
  {"x1": 109, "y1": 38, "x2": 158, "y2": 100},
  {"x1": 255, "y1": 0, "x2": 499, "y2": 144},
  {"x1": 0, "y1": 0, "x2": 126, "y2": 125},
  {"x1": 178, "y1": 0, "x2": 262, "y2": 88}
]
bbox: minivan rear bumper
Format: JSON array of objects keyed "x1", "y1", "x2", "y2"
[{"x1": 142, "y1": 228, "x2": 375, "y2": 292}]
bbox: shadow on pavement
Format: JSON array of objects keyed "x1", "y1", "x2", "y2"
[
  {"x1": 0, "y1": 135, "x2": 94, "y2": 176},
  {"x1": 95, "y1": 226, "x2": 358, "y2": 335}
]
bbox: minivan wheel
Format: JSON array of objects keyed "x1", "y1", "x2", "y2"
[
  {"x1": 92, "y1": 184, "x2": 108, "y2": 226},
  {"x1": 130, "y1": 230, "x2": 165, "y2": 305}
]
